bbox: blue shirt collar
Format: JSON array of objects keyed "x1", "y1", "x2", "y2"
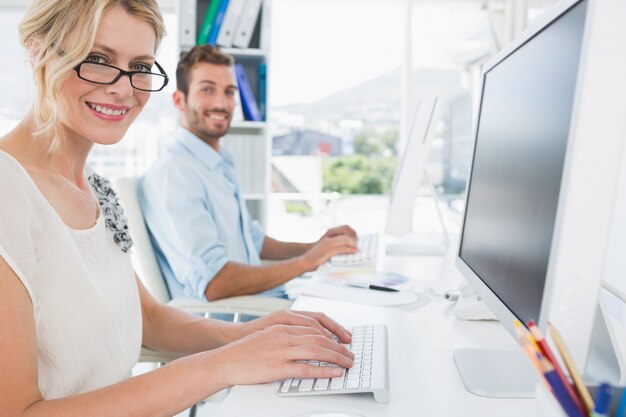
[{"x1": 175, "y1": 127, "x2": 234, "y2": 171}]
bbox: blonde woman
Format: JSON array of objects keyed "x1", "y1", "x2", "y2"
[{"x1": 0, "y1": 1, "x2": 353, "y2": 416}]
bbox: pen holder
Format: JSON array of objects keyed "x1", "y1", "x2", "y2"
[{"x1": 536, "y1": 382, "x2": 626, "y2": 417}]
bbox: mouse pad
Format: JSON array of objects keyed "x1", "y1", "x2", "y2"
[{"x1": 325, "y1": 269, "x2": 409, "y2": 288}]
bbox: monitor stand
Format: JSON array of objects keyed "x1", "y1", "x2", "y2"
[
  {"x1": 385, "y1": 174, "x2": 450, "y2": 256},
  {"x1": 453, "y1": 289, "x2": 626, "y2": 399},
  {"x1": 453, "y1": 349, "x2": 539, "y2": 398}
]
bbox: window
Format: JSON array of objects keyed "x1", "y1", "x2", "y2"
[
  {"x1": 269, "y1": 0, "x2": 406, "y2": 239},
  {"x1": 268, "y1": 0, "x2": 494, "y2": 238}
]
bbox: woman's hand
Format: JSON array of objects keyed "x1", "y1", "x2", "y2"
[
  {"x1": 238, "y1": 310, "x2": 352, "y2": 344},
  {"x1": 209, "y1": 323, "x2": 354, "y2": 387}
]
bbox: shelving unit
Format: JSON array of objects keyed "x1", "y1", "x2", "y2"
[{"x1": 177, "y1": 0, "x2": 272, "y2": 227}]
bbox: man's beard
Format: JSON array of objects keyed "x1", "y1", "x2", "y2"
[{"x1": 189, "y1": 107, "x2": 230, "y2": 139}]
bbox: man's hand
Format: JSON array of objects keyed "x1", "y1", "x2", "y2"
[
  {"x1": 318, "y1": 225, "x2": 357, "y2": 241},
  {"x1": 300, "y1": 234, "x2": 357, "y2": 271}
]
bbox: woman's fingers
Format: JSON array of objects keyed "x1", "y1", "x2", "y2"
[
  {"x1": 287, "y1": 346, "x2": 353, "y2": 370},
  {"x1": 269, "y1": 311, "x2": 334, "y2": 339},
  {"x1": 285, "y1": 334, "x2": 353, "y2": 360},
  {"x1": 216, "y1": 325, "x2": 355, "y2": 386},
  {"x1": 286, "y1": 361, "x2": 347, "y2": 380},
  {"x1": 289, "y1": 311, "x2": 352, "y2": 344},
  {"x1": 242, "y1": 310, "x2": 352, "y2": 347},
  {"x1": 264, "y1": 326, "x2": 353, "y2": 362}
]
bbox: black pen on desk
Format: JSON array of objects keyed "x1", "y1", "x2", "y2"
[{"x1": 347, "y1": 281, "x2": 399, "y2": 292}]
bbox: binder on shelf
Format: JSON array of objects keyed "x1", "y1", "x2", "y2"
[
  {"x1": 197, "y1": 0, "x2": 221, "y2": 45},
  {"x1": 207, "y1": 0, "x2": 230, "y2": 45},
  {"x1": 179, "y1": 0, "x2": 197, "y2": 49},
  {"x1": 232, "y1": 0, "x2": 262, "y2": 49},
  {"x1": 257, "y1": 62, "x2": 267, "y2": 120},
  {"x1": 234, "y1": 63, "x2": 262, "y2": 121},
  {"x1": 230, "y1": 66, "x2": 245, "y2": 123},
  {"x1": 216, "y1": 0, "x2": 245, "y2": 48}
]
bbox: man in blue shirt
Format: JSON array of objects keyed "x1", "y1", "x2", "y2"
[{"x1": 140, "y1": 45, "x2": 357, "y2": 301}]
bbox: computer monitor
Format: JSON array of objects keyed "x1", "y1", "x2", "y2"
[
  {"x1": 384, "y1": 93, "x2": 448, "y2": 255},
  {"x1": 454, "y1": 0, "x2": 626, "y2": 397}
]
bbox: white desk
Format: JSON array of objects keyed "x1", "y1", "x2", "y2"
[{"x1": 214, "y1": 254, "x2": 538, "y2": 417}]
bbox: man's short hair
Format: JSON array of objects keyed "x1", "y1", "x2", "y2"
[{"x1": 176, "y1": 45, "x2": 234, "y2": 95}]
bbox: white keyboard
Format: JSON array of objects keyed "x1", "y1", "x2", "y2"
[
  {"x1": 277, "y1": 324, "x2": 389, "y2": 403},
  {"x1": 330, "y1": 233, "x2": 378, "y2": 266}
]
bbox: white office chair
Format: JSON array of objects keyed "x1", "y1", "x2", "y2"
[{"x1": 114, "y1": 177, "x2": 293, "y2": 363}]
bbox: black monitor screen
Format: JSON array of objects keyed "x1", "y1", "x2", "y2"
[{"x1": 459, "y1": 1, "x2": 587, "y2": 325}]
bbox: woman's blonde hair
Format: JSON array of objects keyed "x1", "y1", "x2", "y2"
[{"x1": 19, "y1": 0, "x2": 166, "y2": 152}]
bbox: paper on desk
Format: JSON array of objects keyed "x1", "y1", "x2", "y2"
[{"x1": 297, "y1": 281, "x2": 420, "y2": 306}]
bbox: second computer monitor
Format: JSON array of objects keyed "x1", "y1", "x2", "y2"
[{"x1": 384, "y1": 93, "x2": 445, "y2": 255}]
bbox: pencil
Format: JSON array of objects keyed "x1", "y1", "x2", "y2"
[
  {"x1": 540, "y1": 356, "x2": 586, "y2": 417},
  {"x1": 514, "y1": 321, "x2": 549, "y2": 386},
  {"x1": 516, "y1": 319, "x2": 541, "y2": 353},
  {"x1": 528, "y1": 320, "x2": 587, "y2": 416},
  {"x1": 548, "y1": 322, "x2": 595, "y2": 414},
  {"x1": 514, "y1": 320, "x2": 539, "y2": 352}
]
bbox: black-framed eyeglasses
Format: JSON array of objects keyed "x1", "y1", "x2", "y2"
[{"x1": 73, "y1": 61, "x2": 169, "y2": 92}]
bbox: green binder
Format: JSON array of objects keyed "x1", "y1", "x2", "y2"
[{"x1": 197, "y1": 0, "x2": 221, "y2": 45}]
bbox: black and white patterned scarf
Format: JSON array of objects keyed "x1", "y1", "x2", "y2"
[{"x1": 87, "y1": 173, "x2": 134, "y2": 253}]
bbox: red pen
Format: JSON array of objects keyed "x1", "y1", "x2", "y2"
[{"x1": 527, "y1": 320, "x2": 586, "y2": 416}]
